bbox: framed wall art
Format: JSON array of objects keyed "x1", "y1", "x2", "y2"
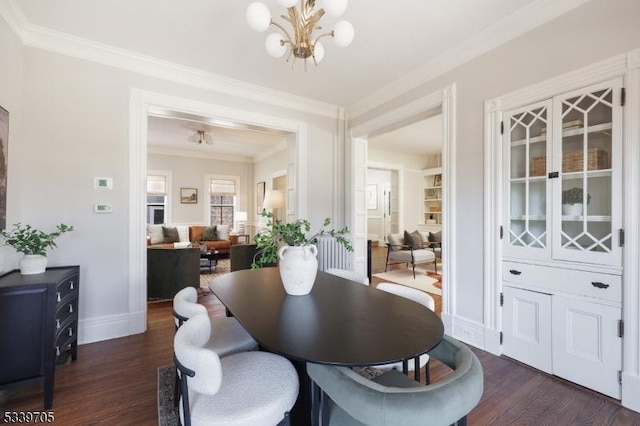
[
  {"x1": 0, "y1": 106, "x2": 8, "y2": 230},
  {"x1": 256, "y1": 181, "x2": 265, "y2": 214},
  {"x1": 180, "y1": 187, "x2": 198, "y2": 204}
]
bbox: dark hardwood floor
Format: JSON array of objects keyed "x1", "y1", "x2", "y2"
[{"x1": 2, "y1": 248, "x2": 638, "y2": 424}]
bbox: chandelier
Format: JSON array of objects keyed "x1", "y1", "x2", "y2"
[
  {"x1": 188, "y1": 130, "x2": 213, "y2": 145},
  {"x1": 246, "y1": 0, "x2": 354, "y2": 68}
]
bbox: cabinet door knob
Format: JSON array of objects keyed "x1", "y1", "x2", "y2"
[
  {"x1": 591, "y1": 281, "x2": 609, "y2": 289},
  {"x1": 509, "y1": 269, "x2": 522, "y2": 275}
]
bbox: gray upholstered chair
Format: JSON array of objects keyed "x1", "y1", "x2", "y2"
[
  {"x1": 385, "y1": 233, "x2": 437, "y2": 277},
  {"x1": 307, "y1": 335, "x2": 483, "y2": 426},
  {"x1": 174, "y1": 313, "x2": 299, "y2": 426},
  {"x1": 375, "y1": 283, "x2": 435, "y2": 383},
  {"x1": 325, "y1": 268, "x2": 370, "y2": 286}
]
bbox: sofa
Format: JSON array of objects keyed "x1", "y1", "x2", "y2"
[{"x1": 146, "y1": 224, "x2": 233, "y2": 255}]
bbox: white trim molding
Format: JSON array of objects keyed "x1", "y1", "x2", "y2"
[
  {"x1": 128, "y1": 88, "x2": 309, "y2": 337},
  {"x1": 349, "y1": 0, "x2": 591, "y2": 118},
  {"x1": 78, "y1": 313, "x2": 133, "y2": 345},
  {"x1": 349, "y1": 83, "x2": 456, "y2": 322},
  {"x1": 484, "y1": 47, "x2": 640, "y2": 411},
  {"x1": 0, "y1": 0, "x2": 339, "y2": 119}
]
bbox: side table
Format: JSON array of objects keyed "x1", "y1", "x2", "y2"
[{"x1": 200, "y1": 250, "x2": 219, "y2": 273}]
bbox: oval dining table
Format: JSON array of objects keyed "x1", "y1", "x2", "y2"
[{"x1": 210, "y1": 267, "x2": 444, "y2": 426}]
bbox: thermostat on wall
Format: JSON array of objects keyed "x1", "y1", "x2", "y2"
[
  {"x1": 94, "y1": 177, "x2": 113, "y2": 190},
  {"x1": 94, "y1": 204, "x2": 113, "y2": 214}
]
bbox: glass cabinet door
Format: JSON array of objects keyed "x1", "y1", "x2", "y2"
[
  {"x1": 552, "y1": 78, "x2": 622, "y2": 266},
  {"x1": 504, "y1": 100, "x2": 552, "y2": 259}
]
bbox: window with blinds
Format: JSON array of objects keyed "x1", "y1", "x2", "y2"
[
  {"x1": 210, "y1": 179, "x2": 236, "y2": 226},
  {"x1": 147, "y1": 174, "x2": 167, "y2": 224}
]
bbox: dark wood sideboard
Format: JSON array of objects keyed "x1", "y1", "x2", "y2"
[{"x1": 0, "y1": 266, "x2": 80, "y2": 409}]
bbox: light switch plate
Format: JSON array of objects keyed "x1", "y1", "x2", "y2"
[{"x1": 94, "y1": 177, "x2": 113, "y2": 190}]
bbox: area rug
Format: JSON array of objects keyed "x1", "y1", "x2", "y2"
[
  {"x1": 373, "y1": 266, "x2": 442, "y2": 296},
  {"x1": 199, "y1": 258, "x2": 230, "y2": 292},
  {"x1": 158, "y1": 364, "x2": 179, "y2": 426}
]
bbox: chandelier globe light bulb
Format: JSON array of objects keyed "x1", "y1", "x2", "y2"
[
  {"x1": 333, "y1": 20, "x2": 354, "y2": 47},
  {"x1": 266, "y1": 33, "x2": 287, "y2": 58},
  {"x1": 246, "y1": 2, "x2": 271, "y2": 32},
  {"x1": 314, "y1": 41, "x2": 325, "y2": 63},
  {"x1": 277, "y1": 0, "x2": 298, "y2": 7},
  {"x1": 322, "y1": 0, "x2": 348, "y2": 17}
]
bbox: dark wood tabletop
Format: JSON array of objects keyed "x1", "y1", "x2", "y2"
[{"x1": 209, "y1": 267, "x2": 444, "y2": 366}]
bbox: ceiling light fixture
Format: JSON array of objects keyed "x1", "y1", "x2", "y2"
[
  {"x1": 246, "y1": 0, "x2": 354, "y2": 69},
  {"x1": 188, "y1": 130, "x2": 213, "y2": 145}
]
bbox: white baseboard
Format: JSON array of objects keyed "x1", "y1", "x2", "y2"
[
  {"x1": 622, "y1": 372, "x2": 640, "y2": 413},
  {"x1": 78, "y1": 312, "x2": 144, "y2": 345},
  {"x1": 446, "y1": 314, "x2": 486, "y2": 349}
]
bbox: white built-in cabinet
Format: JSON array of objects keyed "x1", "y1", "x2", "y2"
[{"x1": 501, "y1": 78, "x2": 624, "y2": 399}]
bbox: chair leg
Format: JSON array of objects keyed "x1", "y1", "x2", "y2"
[
  {"x1": 311, "y1": 379, "x2": 320, "y2": 426},
  {"x1": 173, "y1": 370, "x2": 180, "y2": 408},
  {"x1": 425, "y1": 359, "x2": 431, "y2": 384},
  {"x1": 412, "y1": 263, "x2": 416, "y2": 278}
]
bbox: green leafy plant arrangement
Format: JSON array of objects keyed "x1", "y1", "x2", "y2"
[
  {"x1": 252, "y1": 210, "x2": 353, "y2": 268},
  {"x1": 0, "y1": 223, "x2": 74, "y2": 256},
  {"x1": 562, "y1": 187, "x2": 591, "y2": 205}
]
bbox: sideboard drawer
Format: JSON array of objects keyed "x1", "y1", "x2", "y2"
[
  {"x1": 503, "y1": 262, "x2": 621, "y2": 303},
  {"x1": 56, "y1": 274, "x2": 78, "y2": 302}
]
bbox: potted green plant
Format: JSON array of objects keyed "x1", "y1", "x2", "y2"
[
  {"x1": 252, "y1": 211, "x2": 353, "y2": 295},
  {"x1": 0, "y1": 223, "x2": 74, "y2": 274},
  {"x1": 562, "y1": 187, "x2": 591, "y2": 215}
]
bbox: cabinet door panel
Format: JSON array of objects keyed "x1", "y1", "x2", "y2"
[
  {"x1": 552, "y1": 78, "x2": 623, "y2": 266},
  {"x1": 552, "y1": 296, "x2": 621, "y2": 398},
  {"x1": 503, "y1": 100, "x2": 553, "y2": 260},
  {"x1": 502, "y1": 285, "x2": 552, "y2": 373}
]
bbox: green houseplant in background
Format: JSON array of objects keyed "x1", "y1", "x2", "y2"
[
  {"x1": 0, "y1": 223, "x2": 74, "y2": 274},
  {"x1": 561, "y1": 187, "x2": 591, "y2": 216},
  {"x1": 252, "y1": 210, "x2": 353, "y2": 295}
]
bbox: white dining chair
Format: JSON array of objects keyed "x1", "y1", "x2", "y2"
[
  {"x1": 325, "y1": 268, "x2": 369, "y2": 286},
  {"x1": 375, "y1": 282, "x2": 436, "y2": 383},
  {"x1": 174, "y1": 313, "x2": 299, "y2": 426}
]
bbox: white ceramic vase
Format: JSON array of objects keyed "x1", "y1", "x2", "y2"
[
  {"x1": 562, "y1": 203, "x2": 584, "y2": 216},
  {"x1": 20, "y1": 254, "x2": 48, "y2": 275},
  {"x1": 277, "y1": 245, "x2": 318, "y2": 296}
]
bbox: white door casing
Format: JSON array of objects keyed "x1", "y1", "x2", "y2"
[{"x1": 350, "y1": 137, "x2": 368, "y2": 277}]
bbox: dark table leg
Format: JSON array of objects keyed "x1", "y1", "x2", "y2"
[{"x1": 290, "y1": 359, "x2": 312, "y2": 426}]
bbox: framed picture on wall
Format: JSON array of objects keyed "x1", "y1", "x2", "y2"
[
  {"x1": 0, "y1": 105, "x2": 8, "y2": 230},
  {"x1": 366, "y1": 184, "x2": 377, "y2": 210},
  {"x1": 256, "y1": 181, "x2": 266, "y2": 214},
  {"x1": 180, "y1": 187, "x2": 198, "y2": 204}
]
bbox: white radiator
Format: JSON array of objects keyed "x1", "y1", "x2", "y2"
[{"x1": 315, "y1": 236, "x2": 352, "y2": 271}]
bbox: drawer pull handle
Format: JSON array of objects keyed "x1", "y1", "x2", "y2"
[
  {"x1": 70, "y1": 281, "x2": 74, "y2": 290},
  {"x1": 509, "y1": 269, "x2": 522, "y2": 275},
  {"x1": 56, "y1": 319, "x2": 60, "y2": 329},
  {"x1": 68, "y1": 328, "x2": 73, "y2": 337},
  {"x1": 57, "y1": 292, "x2": 61, "y2": 302},
  {"x1": 56, "y1": 346, "x2": 60, "y2": 356},
  {"x1": 69, "y1": 304, "x2": 73, "y2": 313},
  {"x1": 591, "y1": 281, "x2": 609, "y2": 289}
]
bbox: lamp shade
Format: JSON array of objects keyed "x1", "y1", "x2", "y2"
[
  {"x1": 263, "y1": 189, "x2": 285, "y2": 209},
  {"x1": 235, "y1": 211, "x2": 248, "y2": 221},
  {"x1": 313, "y1": 41, "x2": 325, "y2": 63},
  {"x1": 246, "y1": 2, "x2": 271, "y2": 32}
]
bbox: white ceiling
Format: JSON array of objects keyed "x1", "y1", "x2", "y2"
[{"x1": 9, "y1": 0, "x2": 583, "y2": 157}]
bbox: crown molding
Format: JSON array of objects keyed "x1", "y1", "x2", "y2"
[
  {"x1": 0, "y1": 0, "x2": 339, "y2": 119},
  {"x1": 348, "y1": 0, "x2": 591, "y2": 119}
]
